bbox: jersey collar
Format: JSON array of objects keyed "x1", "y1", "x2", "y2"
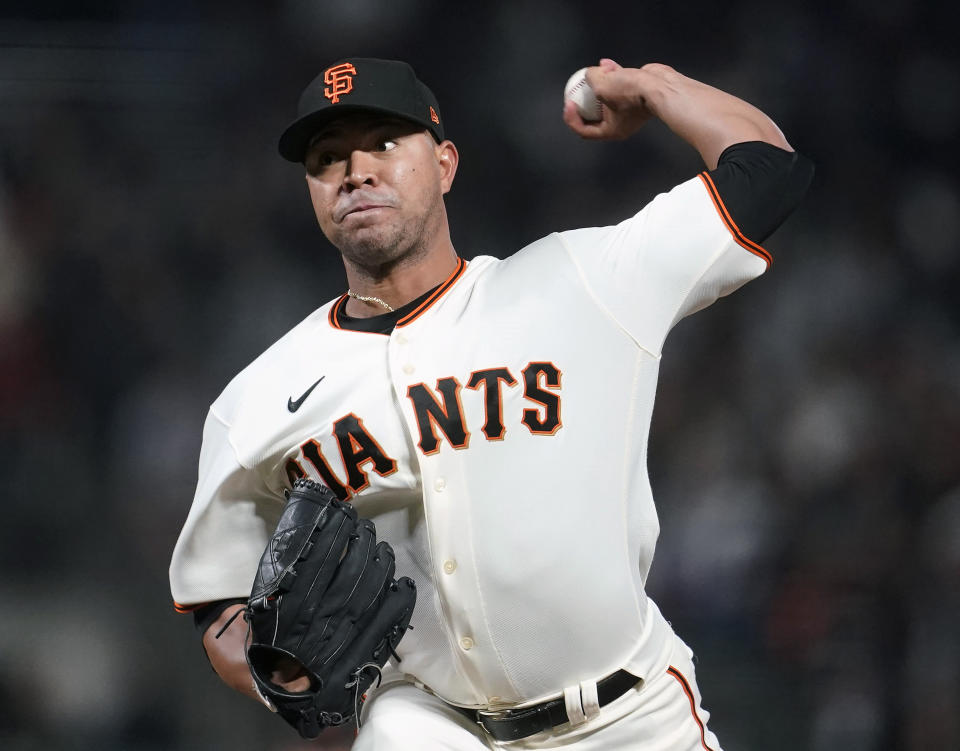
[{"x1": 328, "y1": 257, "x2": 468, "y2": 334}]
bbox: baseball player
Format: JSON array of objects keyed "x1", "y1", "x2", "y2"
[{"x1": 170, "y1": 57, "x2": 812, "y2": 749}]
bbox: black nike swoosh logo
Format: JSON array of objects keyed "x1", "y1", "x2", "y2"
[{"x1": 287, "y1": 376, "x2": 325, "y2": 413}]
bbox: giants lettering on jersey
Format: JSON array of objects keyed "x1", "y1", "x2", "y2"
[{"x1": 284, "y1": 361, "x2": 562, "y2": 499}]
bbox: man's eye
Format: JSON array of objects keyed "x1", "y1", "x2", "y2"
[
  {"x1": 376, "y1": 139, "x2": 398, "y2": 152},
  {"x1": 306, "y1": 151, "x2": 338, "y2": 174}
]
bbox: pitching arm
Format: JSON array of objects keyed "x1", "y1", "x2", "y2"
[{"x1": 563, "y1": 59, "x2": 791, "y2": 169}]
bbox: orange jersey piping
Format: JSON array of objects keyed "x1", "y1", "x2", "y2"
[
  {"x1": 698, "y1": 172, "x2": 772, "y2": 267},
  {"x1": 397, "y1": 257, "x2": 467, "y2": 327},
  {"x1": 328, "y1": 294, "x2": 349, "y2": 330},
  {"x1": 327, "y1": 293, "x2": 403, "y2": 335},
  {"x1": 327, "y1": 257, "x2": 468, "y2": 332},
  {"x1": 173, "y1": 601, "x2": 204, "y2": 614}
]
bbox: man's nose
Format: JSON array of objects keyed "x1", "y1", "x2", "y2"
[{"x1": 342, "y1": 150, "x2": 378, "y2": 190}]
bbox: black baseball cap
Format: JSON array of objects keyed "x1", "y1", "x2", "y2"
[{"x1": 278, "y1": 58, "x2": 444, "y2": 163}]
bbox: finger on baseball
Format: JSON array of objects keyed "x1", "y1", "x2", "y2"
[
  {"x1": 583, "y1": 63, "x2": 620, "y2": 101},
  {"x1": 585, "y1": 61, "x2": 626, "y2": 100},
  {"x1": 587, "y1": 59, "x2": 623, "y2": 83},
  {"x1": 562, "y1": 99, "x2": 584, "y2": 127},
  {"x1": 583, "y1": 64, "x2": 603, "y2": 91},
  {"x1": 562, "y1": 100, "x2": 594, "y2": 136}
]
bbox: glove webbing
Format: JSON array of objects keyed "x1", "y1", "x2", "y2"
[{"x1": 215, "y1": 603, "x2": 411, "y2": 732}]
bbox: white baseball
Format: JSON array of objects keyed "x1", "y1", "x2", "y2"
[{"x1": 564, "y1": 67, "x2": 603, "y2": 122}]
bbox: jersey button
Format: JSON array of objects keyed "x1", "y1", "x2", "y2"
[
  {"x1": 443, "y1": 559, "x2": 457, "y2": 574},
  {"x1": 403, "y1": 364, "x2": 415, "y2": 375},
  {"x1": 459, "y1": 636, "x2": 474, "y2": 651},
  {"x1": 434, "y1": 477, "x2": 446, "y2": 492}
]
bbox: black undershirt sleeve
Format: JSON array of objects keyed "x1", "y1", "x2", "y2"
[
  {"x1": 706, "y1": 141, "x2": 815, "y2": 243},
  {"x1": 193, "y1": 597, "x2": 246, "y2": 636}
]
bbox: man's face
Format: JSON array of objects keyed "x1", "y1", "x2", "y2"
[{"x1": 304, "y1": 112, "x2": 457, "y2": 272}]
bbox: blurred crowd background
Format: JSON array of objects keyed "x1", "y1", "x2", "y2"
[{"x1": 1, "y1": 1, "x2": 957, "y2": 749}]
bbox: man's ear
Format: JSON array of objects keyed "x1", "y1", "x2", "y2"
[{"x1": 436, "y1": 140, "x2": 459, "y2": 194}]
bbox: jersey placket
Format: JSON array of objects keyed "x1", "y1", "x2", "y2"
[{"x1": 387, "y1": 323, "x2": 508, "y2": 705}]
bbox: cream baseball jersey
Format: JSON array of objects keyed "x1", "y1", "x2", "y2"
[{"x1": 170, "y1": 173, "x2": 769, "y2": 708}]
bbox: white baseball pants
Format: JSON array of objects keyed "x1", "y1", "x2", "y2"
[{"x1": 352, "y1": 635, "x2": 723, "y2": 750}]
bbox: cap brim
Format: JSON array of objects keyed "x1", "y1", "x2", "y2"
[{"x1": 278, "y1": 105, "x2": 440, "y2": 163}]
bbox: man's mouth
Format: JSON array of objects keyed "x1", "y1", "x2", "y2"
[
  {"x1": 344, "y1": 204, "x2": 386, "y2": 218},
  {"x1": 336, "y1": 195, "x2": 395, "y2": 222}
]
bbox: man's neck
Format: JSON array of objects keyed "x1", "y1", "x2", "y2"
[{"x1": 343, "y1": 245, "x2": 459, "y2": 318}]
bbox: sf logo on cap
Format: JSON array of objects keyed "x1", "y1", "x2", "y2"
[{"x1": 324, "y1": 62, "x2": 356, "y2": 104}]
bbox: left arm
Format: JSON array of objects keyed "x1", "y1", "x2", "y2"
[{"x1": 199, "y1": 602, "x2": 311, "y2": 702}]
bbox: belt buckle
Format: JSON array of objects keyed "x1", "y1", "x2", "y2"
[
  {"x1": 477, "y1": 706, "x2": 516, "y2": 723},
  {"x1": 476, "y1": 704, "x2": 524, "y2": 735},
  {"x1": 476, "y1": 702, "x2": 554, "y2": 742}
]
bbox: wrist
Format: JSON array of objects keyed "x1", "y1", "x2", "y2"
[{"x1": 633, "y1": 63, "x2": 679, "y2": 117}]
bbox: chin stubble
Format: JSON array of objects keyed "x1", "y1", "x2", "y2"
[{"x1": 339, "y1": 194, "x2": 438, "y2": 276}]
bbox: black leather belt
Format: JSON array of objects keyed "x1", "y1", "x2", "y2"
[{"x1": 472, "y1": 669, "x2": 640, "y2": 742}]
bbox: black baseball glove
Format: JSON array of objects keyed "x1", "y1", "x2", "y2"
[{"x1": 243, "y1": 478, "x2": 416, "y2": 738}]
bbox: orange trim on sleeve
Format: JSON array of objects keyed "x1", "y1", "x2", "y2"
[
  {"x1": 667, "y1": 665, "x2": 716, "y2": 751},
  {"x1": 173, "y1": 601, "x2": 205, "y2": 614},
  {"x1": 698, "y1": 172, "x2": 772, "y2": 267}
]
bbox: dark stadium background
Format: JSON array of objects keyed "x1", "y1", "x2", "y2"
[{"x1": 1, "y1": 2, "x2": 956, "y2": 749}]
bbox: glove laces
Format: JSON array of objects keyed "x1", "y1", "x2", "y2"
[{"x1": 346, "y1": 622, "x2": 412, "y2": 731}]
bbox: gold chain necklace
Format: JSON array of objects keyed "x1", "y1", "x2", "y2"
[{"x1": 346, "y1": 290, "x2": 395, "y2": 312}]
